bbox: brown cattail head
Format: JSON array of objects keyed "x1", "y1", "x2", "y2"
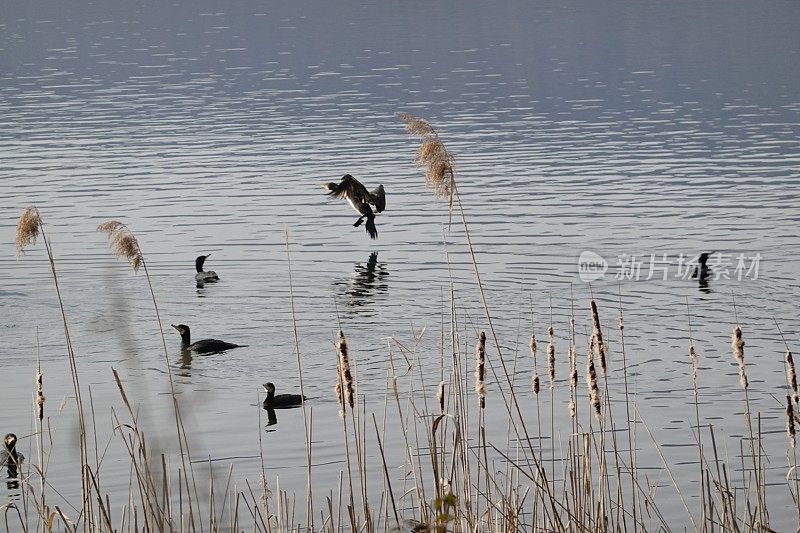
[
  {"x1": 787, "y1": 395, "x2": 796, "y2": 448},
  {"x1": 437, "y1": 381, "x2": 445, "y2": 413},
  {"x1": 475, "y1": 331, "x2": 486, "y2": 409},
  {"x1": 16, "y1": 206, "x2": 42, "y2": 254},
  {"x1": 732, "y1": 326, "x2": 748, "y2": 390},
  {"x1": 98, "y1": 220, "x2": 144, "y2": 272},
  {"x1": 787, "y1": 351, "x2": 798, "y2": 404},
  {"x1": 336, "y1": 330, "x2": 354, "y2": 410},
  {"x1": 587, "y1": 358, "x2": 602, "y2": 420},
  {"x1": 569, "y1": 345, "x2": 578, "y2": 389},
  {"x1": 532, "y1": 373, "x2": 540, "y2": 395},
  {"x1": 590, "y1": 300, "x2": 607, "y2": 374},
  {"x1": 547, "y1": 325, "x2": 555, "y2": 389},
  {"x1": 689, "y1": 344, "x2": 699, "y2": 393},
  {"x1": 529, "y1": 334, "x2": 538, "y2": 359},
  {"x1": 36, "y1": 363, "x2": 45, "y2": 421}
]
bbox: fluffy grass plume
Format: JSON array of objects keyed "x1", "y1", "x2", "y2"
[
  {"x1": 590, "y1": 300, "x2": 607, "y2": 374},
  {"x1": 16, "y1": 206, "x2": 42, "y2": 254},
  {"x1": 732, "y1": 326, "x2": 748, "y2": 390},
  {"x1": 475, "y1": 331, "x2": 486, "y2": 409},
  {"x1": 396, "y1": 112, "x2": 455, "y2": 199},
  {"x1": 98, "y1": 220, "x2": 144, "y2": 272}
]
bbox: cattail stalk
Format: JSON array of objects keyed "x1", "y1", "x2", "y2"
[
  {"x1": 732, "y1": 326, "x2": 748, "y2": 390},
  {"x1": 591, "y1": 300, "x2": 607, "y2": 374},
  {"x1": 475, "y1": 331, "x2": 486, "y2": 409},
  {"x1": 547, "y1": 325, "x2": 555, "y2": 390},
  {"x1": 337, "y1": 330, "x2": 354, "y2": 411},
  {"x1": 787, "y1": 395, "x2": 796, "y2": 448},
  {"x1": 787, "y1": 351, "x2": 798, "y2": 404},
  {"x1": 530, "y1": 334, "x2": 540, "y2": 395}
]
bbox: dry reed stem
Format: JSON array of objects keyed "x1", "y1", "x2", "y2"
[
  {"x1": 590, "y1": 300, "x2": 607, "y2": 374},
  {"x1": 732, "y1": 326, "x2": 748, "y2": 390},
  {"x1": 475, "y1": 331, "x2": 486, "y2": 409},
  {"x1": 547, "y1": 325, "x2": 555, "y2": 390},
  {"x1": 787, "y1": 351, "x2": 798, "y2": 404},
  {"x1": 98, "y1": 220, "x2": 144, "y2": 272},
  {"x1": 16, "y1": 206, "x2": 42, "y2": 253},
  {"x1": 337, "y1": 330, "x2": 354, "y2": 410},
  {"x1": 787, "y1": 395, "x2": 796, "y2": 448}
]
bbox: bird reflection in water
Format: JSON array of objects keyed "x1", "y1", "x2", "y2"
[
  {"x1": 264, "y1": 407, "x2": 278, "y2": 427},
  {"x1": 691, "y1": 252, "x2": 713, "y2": 294},
  {"x1": 333, "y1": 252, "x2": 389, "y2": 310}
]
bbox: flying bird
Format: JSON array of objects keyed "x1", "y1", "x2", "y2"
[{"x1": 323, "y1": 174, "x2": 385, "y2": 239}]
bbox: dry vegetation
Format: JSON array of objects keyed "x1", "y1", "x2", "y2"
[{"x1": 3, "y1": 117, "x2": 800, "y2": 532}]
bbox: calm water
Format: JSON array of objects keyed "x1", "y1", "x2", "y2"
[{"x1": 2, "y1": 0, "x2": 799, "y2": 528}]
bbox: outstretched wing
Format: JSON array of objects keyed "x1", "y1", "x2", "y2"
[
  {"x1": 328, "y1": 174, "x2": 371, "y2": 202},
  {"x1": 369, "y1": 184, "x2": 385, "y2": 213}
]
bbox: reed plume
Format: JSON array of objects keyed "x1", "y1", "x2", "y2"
[
  {"x1": 731, "y1": 326, "x2": 748, "y2": 390},
  {"x1": 16, "y1": 206, "x2": 42, "y2": 253},
  {"x1": 97, "y1": 220, "x2": 143, "y2": 272},
  {"x1": 547, "y1": 325, "x2": 555, "y2": 390},
  {"x1": 530, "y1": 334, "x2": 540, "y2": 395},
  {"x1": 437, "y1": 381, "x2": 445, "y2": 413},
  {"x1": 396, "y1": 112, "x2": 454, "y2": 199},
  {"x1": 787, "y1": 351, "x2": 798, "y2": 404},
  {"x1": 787, "y1": 395, "x2": 796, "y2": 448},
  {"x1": 590, "y1": 300, "x2": 607, "y2": 374},
  {"x1": 475, "y1": 331, "x2": 486, "y2": 409},
  {"x1": 337, "y1": 330, "x2": 354, "y2": 410}
]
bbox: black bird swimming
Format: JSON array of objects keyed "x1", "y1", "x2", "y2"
[
  {"x1": 691, "y1": 252, "x2": 711, "y2": 280},
  {"x1": 1, "y1": 433, "x2": 24, "y2": 471},
  {"x1": 171, "y1": 324, "x2": 244, "y2": 354},
  {"x1": 323, "y1": 174, "x2": 385, "y2": 239},
  {"x1": 262, "y1": 382, "x2": 306, "y2": 409},
  {"x1": 195, "y1": 254, "x2": 220, "y2": 283}
]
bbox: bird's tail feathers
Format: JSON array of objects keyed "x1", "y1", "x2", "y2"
[{"x1": 366, "y1": 217, "x2": 378, "y2": 239}]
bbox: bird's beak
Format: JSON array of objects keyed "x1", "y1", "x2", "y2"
[{"x1": 170, "y1": 324, "x2": 179, "y2": 330}]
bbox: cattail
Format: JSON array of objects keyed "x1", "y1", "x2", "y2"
[
  {"x1": 590, "y1": 300, "x2": 607, "y2": 374},
  {"x1": 689, "y1": 344, "x2": 699, "y2": 395},
  {"x1": 36, "y1": 363, "x2": 45, "y2": 421},
  {"x1": 336, "y1": 330, "x2": 354, "y2": 410},
  {"x1": 587, "y1": 357, "x2": 602, "y2": 420},
  {"x1": 335, "y1": 380, "x2": 344, "y2": 418},
  {"x1": 16, "y1": 206, "x2": 42, "y2": 254},
  {"x1": 437, "y1": 381, "x2": 445, "y2": 413},
  {"x1": 475, "y1": 331, "x2": 486, "y2": 409},
  {"x1": 732, "y1": 326, "x2": 748, "y2": 390},
  {"x1": 97, "y1": 220, "x2": 144, "y2": 272},
  {"x1": 530, "y1": 335, "x2": 540, "y2": 395},
  {"x1": 787, "y1": 395, "x2": 796, "y2": 448},
  {"x1": 787, "y1": 351, "x2": 798, "y2": 404},
  {"x1": 569, "y1": 345, "x2": 578, "y2": 389},
  {"x1": 547, "y1": 325, "x2": 555, "y2": 390}
]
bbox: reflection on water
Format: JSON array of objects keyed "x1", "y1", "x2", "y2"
[
  {"x1": 692, "y1": 252, "x2": 712, "y2": 294},
  {"x1": 333, "y1": 252, "x2": 389, "y2": 311},
  {"x1": 264, "y1": 407, "x2": 278, "y2": 427},
  {"x1": 178, "y1": 347, "x2": 193, "y2": 372}
]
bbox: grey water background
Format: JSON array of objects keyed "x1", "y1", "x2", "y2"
[{"x1": 1, "y1": 0, "x2": 799, "y2": 528}]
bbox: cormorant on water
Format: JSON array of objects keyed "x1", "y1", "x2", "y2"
[
  {"x1": 262, "y1": 382, "x2": 306, "y2": 409},
  {"x1": 171, "y1": 324, "x2": 244, "y2": 354},
  {"x1": 1, "y1": 433, "x2": 23, "y2": 471},
  {"x1": 323, "y1": 174, "x2": 385, "y2": 239},
  {"x1": 195, "y1": 254, "x2": 220, "y2": 283}
]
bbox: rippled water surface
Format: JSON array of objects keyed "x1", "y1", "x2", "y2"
[{"x1": 2, "y1": 0, "x2": 799, "y2": 529}]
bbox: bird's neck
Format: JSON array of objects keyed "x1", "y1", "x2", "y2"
[
  {"x1": 180, "y1": 332, "x2": 191, "y2": 346},
  {"x1": 265, "y1": 390, "x2": 274, "y2": 402}
]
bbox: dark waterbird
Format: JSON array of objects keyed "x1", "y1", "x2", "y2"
[
  {"x1": 262, "y1": 382, "x2": 305, "y2": 409},
  {"x1": 195, "y1": 254, "x2": 220, "y2": 284},
  {"x1": 691, "y1": 252, "x2": 713, "y2": 293},
  {"x1": 1, "y1": 433, "x2": 23, "y2": 473},
  {"x1": 171, "y1": 324, "x2": 244, "y2": 354},
  {"x1": 323, "y1": 174, "x2": 385, "y2": 239}
]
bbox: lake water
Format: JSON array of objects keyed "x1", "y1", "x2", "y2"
[{"x1": 2, "y1": 0, "x2": 799, "y2": 529}]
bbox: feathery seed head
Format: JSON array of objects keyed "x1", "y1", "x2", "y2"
[
  {"x1": 98, "y1": 220, "x2": 144, "y2": 272},
  {"x1": 16, "y1": 206, "x2": 42, "y2": 254}
]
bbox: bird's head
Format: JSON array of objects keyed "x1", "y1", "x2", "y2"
[
  {"x1": 321, "y1": 182, "x2": 338, "y2": 192},
  {"x1": 195, "y1": 254, "x2": 210, "y2": 272},
  {"x1": 4, "y1": 433, "x2": 17, "y2": 449},
  {"x1": 171, "y1": 324, "x2": 190, "y2": 336},
  {"x1": 262, "y1": 382, "x2": 276, "y2": 394}
]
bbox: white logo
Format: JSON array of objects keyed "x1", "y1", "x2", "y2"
[{"x1": 578, "y1": 251, "x2": 608, "y2": 282}]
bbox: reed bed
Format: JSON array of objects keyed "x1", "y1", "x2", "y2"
[{"x1": 4, "y1": 119, "x2": 800, "y2": 533}]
